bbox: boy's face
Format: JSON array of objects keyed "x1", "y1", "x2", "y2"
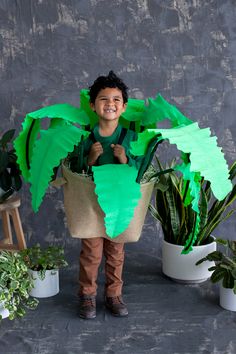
[{"x1": 90, "y1": 87, "x2": 127, "y2": 122}]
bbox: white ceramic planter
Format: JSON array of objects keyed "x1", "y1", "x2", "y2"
[
  {"x1": 29, "y1": 269, "x2": 59, "y2": 298},
  {"x1": 0, "y1": 301, "x2": 9, "y2": 319},
  {"x1": 220, "y1": 283, "x2": 236, "y2": 311},
  {"x1": 162, "y1": 239, "x2": 216, "y2": 283}
]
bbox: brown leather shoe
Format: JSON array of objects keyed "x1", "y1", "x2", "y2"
[
  {"x1": 79, "y1": 295, "x2": 96, "y2": 319},
  {"x1": 105, "y1": 296, "x2": 128, "y2": 317}
]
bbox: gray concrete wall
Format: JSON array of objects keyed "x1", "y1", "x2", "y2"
[{"x1": 0, "y1": 0, "x2": 235, "y2": 248}]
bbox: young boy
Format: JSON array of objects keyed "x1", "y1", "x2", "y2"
[{"x1": 78, "y1": 71, "x2": 140, "y2": 319}]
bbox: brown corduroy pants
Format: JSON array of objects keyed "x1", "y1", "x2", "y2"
[{"x1": 79, "y1": 237, "x2": 125, "y2": 297}]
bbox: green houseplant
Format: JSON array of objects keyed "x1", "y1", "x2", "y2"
[
  {"x1": 148, "y1": 158, "x2": 236, "y2": 282},
  {"x1": 196, "y1": 238, "x2": 236, "y2": 311},
  {"x1": 20, "y1": 244, "x2": 68, "y2": 298},
  {"x1": 0, "y1": 250, "x2": 38, "y2": 320},
  {"x1": 0, "y1": 129, "x2": 22, "y2": 203},
  {"x1": 149, "y1": 159, "x2": 236, "y2": 251}
]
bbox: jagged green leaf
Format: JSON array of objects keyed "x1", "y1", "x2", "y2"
[
  {"x1": 141, "y1": 94, "x2": 193, "y2": 127},
  {"x1": 14, "y1": 115, "x2": 41, "y2": 181},
  {"x1": 28, "y1": 103, "x2": 89, "y2": 125},
  {"x1": 92, "y1": 164, "x2": 141, "y2": 238},
  {"x1": 29, "y1": 125, "x2": 89, "y2": 212},
  {"x1": 131, "y1": 123, "x2": 232, "y2": 201}
]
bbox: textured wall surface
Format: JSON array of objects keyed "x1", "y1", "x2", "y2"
[
  {"x1": 1, "y1": 2, "x2": 236, "y2": 353},
  {"x1": 0, "y1": 0, "x2": 236, "y2": 248}
]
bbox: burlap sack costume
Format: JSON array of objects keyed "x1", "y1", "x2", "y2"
[{"x1": 54, "y1": 164, "x2": 154, "y2": 243}]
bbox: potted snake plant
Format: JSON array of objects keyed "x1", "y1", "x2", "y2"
[
  {"x1": 148, "y1": 158, "x2": 236, "y2": 283},
  {"x1": 196, "y1": 238, "x2": 236, "y2": 311}
]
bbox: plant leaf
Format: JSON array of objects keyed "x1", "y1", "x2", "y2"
[
  {"x1": 29, "y1": 125, "x2": 89, "y2": 211},
  {"x1": 27, "y1": 103, "x2": 89, "y2": 125},
  {"x1": 92, "y1": 164, "x2": 141, "y2": 238},
  {"x1": 131, "y1": 123, "x2": 232, "y2": 201},
  {"x1": 141, "y1": 94, "x2": 193, "y2": 127},
  {"x1": 0, "y1": 129, "x2": 15, "y2": 147},
  {"x1": 211, "y1": 268, "x2": 226, "y2": 283},
  {"x1": 14, "y1": 116, "x2": 41, "y2": 181},
  {"x1": 222, "y1": 271, "x2": 234, "y2": 288}
]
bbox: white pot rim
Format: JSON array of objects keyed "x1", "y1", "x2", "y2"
[{"x1": 162, "y1": 237, "x2": 215, "y2": 250}]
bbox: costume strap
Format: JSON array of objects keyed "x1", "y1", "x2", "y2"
[{"x1": 89, "y1": 127, "x2": 127, "y2": 145}]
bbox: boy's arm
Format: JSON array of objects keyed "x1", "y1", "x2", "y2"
[
  {"x1": 87, "y1": 142, "x2": 103, "y2": 166},
  {"x1": 111, "y1": 144, "x2": 128, "y2": 164}
]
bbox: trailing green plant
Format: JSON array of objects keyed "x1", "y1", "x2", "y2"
[
  {"x1": 20, "y1": 244, "x2": 68, "y2": 280},
  {"x1": 149, "y1": 158, "x2": 236, "y2": 253},
  {"x1": 196, "y1": 238, "x2": 236, "y2": 293},
  {"x1": 0, "y1": 129, "x2": 22, "y2": 202},
  {"x1": 0, "y1": 250, "x2": 38, "y2": 320}
]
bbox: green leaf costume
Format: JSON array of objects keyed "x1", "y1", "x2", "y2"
[{"x1": 14, "y1": 91, "x2": 232, "y2": 244}]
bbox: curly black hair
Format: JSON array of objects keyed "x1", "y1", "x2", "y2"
[{"x1": 89, "y1": 71, "x2": 128, "y2": 104}]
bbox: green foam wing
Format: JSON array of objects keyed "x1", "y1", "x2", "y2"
[
  {"x1": 14, "y1": 115, "x2": 41, "y2": 182},
  {"x1": 131, "y1": 123, "x2": 232, "y2": 201},
  {"x1": 92, "y1": 164, "x2": 141, "y2": 238},
  {"x1": 29, "y1": 124, "x2": 89, "y2": 212}
]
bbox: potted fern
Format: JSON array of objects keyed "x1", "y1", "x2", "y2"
[
  {"x1": 196, "y1": 238, "x2": 236, "y2": 311},
  {"x1": 20, "y1": 244, "x2": 68, "y2": 298},
  {"x1": 0, "y1": 250, "x2": 38, "y2": 320},
  {"x1": 148, "y1": 158, "x2": 236, "y2": 283}
]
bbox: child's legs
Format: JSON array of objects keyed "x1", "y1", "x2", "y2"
[
  {"x1": 79, "y1": 237, "x2": 104, "y2": 296},
  {"x1": 103, "y1": 239, "x2": 125, "y2": 297}
]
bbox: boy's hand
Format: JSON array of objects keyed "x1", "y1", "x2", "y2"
[
  {"x1": 88, "y1": 142, "x2": 103, "y2": 166},
  {"x1": 111, "y1": 144, "x2": 128, "y2": 164}
]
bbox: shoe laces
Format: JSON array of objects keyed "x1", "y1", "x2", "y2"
[
  {"x1": 108, "y1": 296, "x2": 124, "y2": 305},
  {"x1": 81, "y1": 297, "x2": 95, "y2": 307}
]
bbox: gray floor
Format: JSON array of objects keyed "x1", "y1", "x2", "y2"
[{"x1": 1, "y1": 218, "x2": 236, "y2": 354}]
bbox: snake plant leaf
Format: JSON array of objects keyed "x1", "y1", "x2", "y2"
[
  {"x1": 92, "y1": 164, "x2": 141, "y2": 238},
  {"x1": 181, "y1": 214, "x2": 201, "y2": 254},
  {"x1": 28, "y1": 103, "x2": 89, "y2": 125},
  {"x1": 14, "y1": 115, "x2": 41, "y2": 182},
  {"x1": 131, "y1": 123, "x2": 232, "y2": 201},
  {"x1": 29, "y1": 125, "x2": 89, "y2": 212},
  {"x1": 141, "y1": 94, "x2": 193, "y2": 127}
]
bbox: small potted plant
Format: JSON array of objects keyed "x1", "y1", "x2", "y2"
[
  {"x1": 0, "y1": 129, "x2": 22, "y2": 203},
  {"x1": 20, "y1": 244, "x2": 68, "y2": 298},
  {"x1": 196, "y1": 238, "x2": 236, "y2": 311},
  {"x1": 0, "y1": 250, "x2": 38, "y2": 320}
]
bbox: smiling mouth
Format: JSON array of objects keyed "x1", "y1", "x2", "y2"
[{"x1": 104, "y1": 108, "x2": 116, "y2": 113}]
